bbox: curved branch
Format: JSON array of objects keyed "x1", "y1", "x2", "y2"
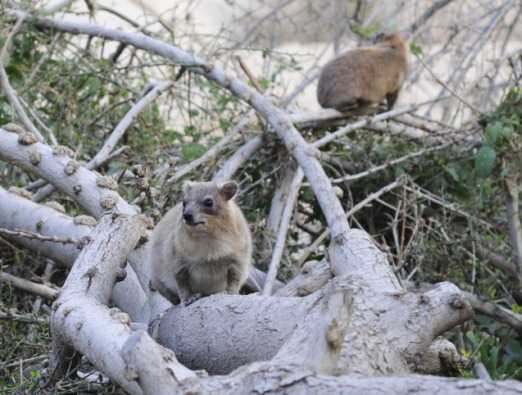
[
  {"x1": 50, "y1": 214, "x2": 195, "y2": 393},
  {"x1": 0, "y1": 186, "x2": 147, "y2": 320},
  {"x1": 0, "y1": 127, "x2": 135, "y2": 218}
]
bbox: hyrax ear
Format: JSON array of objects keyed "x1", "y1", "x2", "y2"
[
  {"x1": 182, "y1": 181, "x2": 194, "y2": 195},
  {"x1": 218, "y1": 181, "x2": 238, "y2": 201}
]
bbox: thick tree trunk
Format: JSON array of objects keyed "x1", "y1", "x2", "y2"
[{"x1": 156, "y1": 278, "x2": 472, "y2": 375}]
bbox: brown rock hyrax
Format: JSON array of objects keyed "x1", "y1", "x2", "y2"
[
  {"x1": 317, "y1": 33, "x2": 408, "y2": 112},
  {"x1": 149, "y1": 180, "x2": 252, "y2": 305}
]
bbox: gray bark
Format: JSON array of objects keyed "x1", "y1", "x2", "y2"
[
  {"x1": 0, "y1": 127, "x2": 135, "y2": 218},
  {"x1": 176, "y1": 362, "x2": 522, "y2": 395},
  {"x1": 157, "y1": 274, "x2": 472, "y2": 376},
  {"x1": 50, "y1": 214, "x2": 195, "y2": 394},
  {"x1": 0, "y1": 185, "x2": 147, "y2": 320}
]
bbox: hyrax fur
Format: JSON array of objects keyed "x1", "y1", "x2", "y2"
[
  {"x1": 149, "y1": 180, "x2": 252, "y2": 305},
  {"x1": 317, "y1": 33, "x2": 408, "y2": 113}
]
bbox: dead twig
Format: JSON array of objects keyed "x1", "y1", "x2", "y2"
[
  {"x1": 297, "y1": 177, "x2": 405, "y2": 266},
  {"x1": 0, "y1": 16, "x2": 46, "y2": 142},
  {"x1": 0, "y1": 227, "x2": 81, "y2": 246},
  {"x1": 0, "y1": 271, "x2": 59, "y2": 300},
  {"x1": 263, "y1": 168, "x2": 304, "y2": 295}
]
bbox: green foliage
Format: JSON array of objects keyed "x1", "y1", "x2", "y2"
[
  {"x1": 350, "y1": 22, "x2": 380, "y2": 39},
  {"x1": 474, "y1": 146, "x2": 496, "y2": 178},
  {"x1": 465, "y1": 329, "x2": 522, "y2": 380},
  {"x1": 182, "y1": 142, "x2": 207, "y2": 161},
  {"x1": 475, "y1": 87, "x2": 522, "y2": 178},
  {"x1": 409, "y1": 42, "x2": 423, "y2": 56}
]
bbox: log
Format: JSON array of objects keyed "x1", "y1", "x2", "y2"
[{"x1": 49, "y1": 213, "x2": 196, "y2": 394}]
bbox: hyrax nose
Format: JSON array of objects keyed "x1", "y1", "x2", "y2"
[{"x1": 183, "y1": 211, "x2": 195, "y2": 225}]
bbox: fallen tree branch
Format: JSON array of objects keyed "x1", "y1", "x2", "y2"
[
  {"x1": 464, "y1": 291, "x2": 522, "y2": 333},
  {"x1": 212, "y1": 135, "x2": 263, "y2": 182},
  {"x1": 0, "y1": 127, "x2": 135, "y2": 218},
  {"x1": 0, "y1": 226, "x2": 81, "y2": 246},
  {"x1": 263, "y1": 168, "x2": 303, "y2": 295},
  {"x1": 49, "y1": 213, "x2": 196, "y2": 393},
  {"x1": 157, "y1": 274, "x2": 472, "y2": 376},
  {"x1": 174, "y1": 362, "x2": 522, "y2": 394},
  {"x1": 0, "y1": 186, "x2": 147, "y2": 320},
  {"x1": 0, "y1": 310, "x2": 47, "y2": 325},
  {"x1": 0, "y1": 271, "x2": 58, "y2": 300},
  {"x1": 311, "y1": 98, "x2": 444, "y2": 148},
  {"x1": 330, "y1": 141, "x2": 454, "y2": 184},
  {"x1": 474, "y1": 243, "x2": 518, "y2": 279}
]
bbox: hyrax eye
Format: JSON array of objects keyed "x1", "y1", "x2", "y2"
[{"x1": 203, "y1": 198, "x2": 214, "y2": 208}]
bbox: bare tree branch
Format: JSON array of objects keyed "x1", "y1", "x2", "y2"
[
  {"x1": 32, "y1": 80, "x2": 172, "y2": 202},
  {"x1": 49, "y1": 213, "x2": 196, "y2": 393},
  {"x1": 0, "y1": 271, "x2": 58, "y2": 300},
  {"x1": 263, "y1": 168, "x2": 303, "y2": 295}
]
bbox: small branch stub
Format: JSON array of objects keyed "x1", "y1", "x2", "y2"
[
  {"x1": 52, "y1": 145, "x2": 74, "y2": 157},
  {"x1": 64, "y1": 160, "x2": 80, "y2": 175},
  {"x1": 29, "y1": 150, "x2": 42, "y2": 165},
  {"x1": 2, "y1": 122, "x2": 25, "y2": 134},
  {"x1": 100, "y1": 194, "x2": 117, "y2": 210},
  {"x1": 45, "y1": 201, "x2": 66, "y2": 213},
  {"x1": 96, "y1": 176, "x2": 118, "y2": 191},
  {"x1": 73, "y1": 215, "x2": 97, "y2": 227},
  {"x1": 18, "y1": 132, "x2": 38, "y2": 145},
  {"x1": 8, "y1": 186, "x2": 32, "y2": 199},
  {"x1": 326, "y1": 319, "x2": 344, "y2": 350}
]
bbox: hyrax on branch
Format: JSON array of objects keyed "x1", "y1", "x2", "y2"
[
  {"x1": 317, "y1": 33, "x2": 408, "y2": 113},
  {"x1": 149, "y1": 180, "x2": 252, "y2": 305}
]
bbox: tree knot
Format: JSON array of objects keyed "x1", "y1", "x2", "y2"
[
  {"x1": 64, "y1": 160, "x2": 80, "y2": 176},
  {"x1": 18, "y1": 132, "x2": 38, "y2": 145},
  {"x1": 450, "y1": 296, "x2": 465, "y2": 310}
]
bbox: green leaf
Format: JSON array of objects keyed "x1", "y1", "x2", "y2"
[
  {"x1": 485, "y1": 121, "x2": 513, "y2": 145},
  {"x1": 181, "y1": 143, "x2": 206, "y2": 161},
  {"x1": 501, "y1": 124, "x2": 514, "y2": 139},
  {"x1": 475, "y1": 146, "x2": 496, "y2": 178},
  {"x1": 442, "y1": 165, "x2": 459, "y2": 182},
  {"x1": 512, "y1": 304, "x2": 522, "y2": 314},
  {"x1": 410, "y1": 42, "x2": 423, "y2": 56},
  {"x1": 485, "y1": 122, "x2": 504, "y2": 145}
]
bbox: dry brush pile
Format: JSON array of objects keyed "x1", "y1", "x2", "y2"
[{"x1": 0, "y1": 0, "x2": 522, "y2": 394}]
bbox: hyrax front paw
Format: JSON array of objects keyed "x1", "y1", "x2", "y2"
[{"x1": 182, "y1": 293, "x2": 202, "y2": 306}]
